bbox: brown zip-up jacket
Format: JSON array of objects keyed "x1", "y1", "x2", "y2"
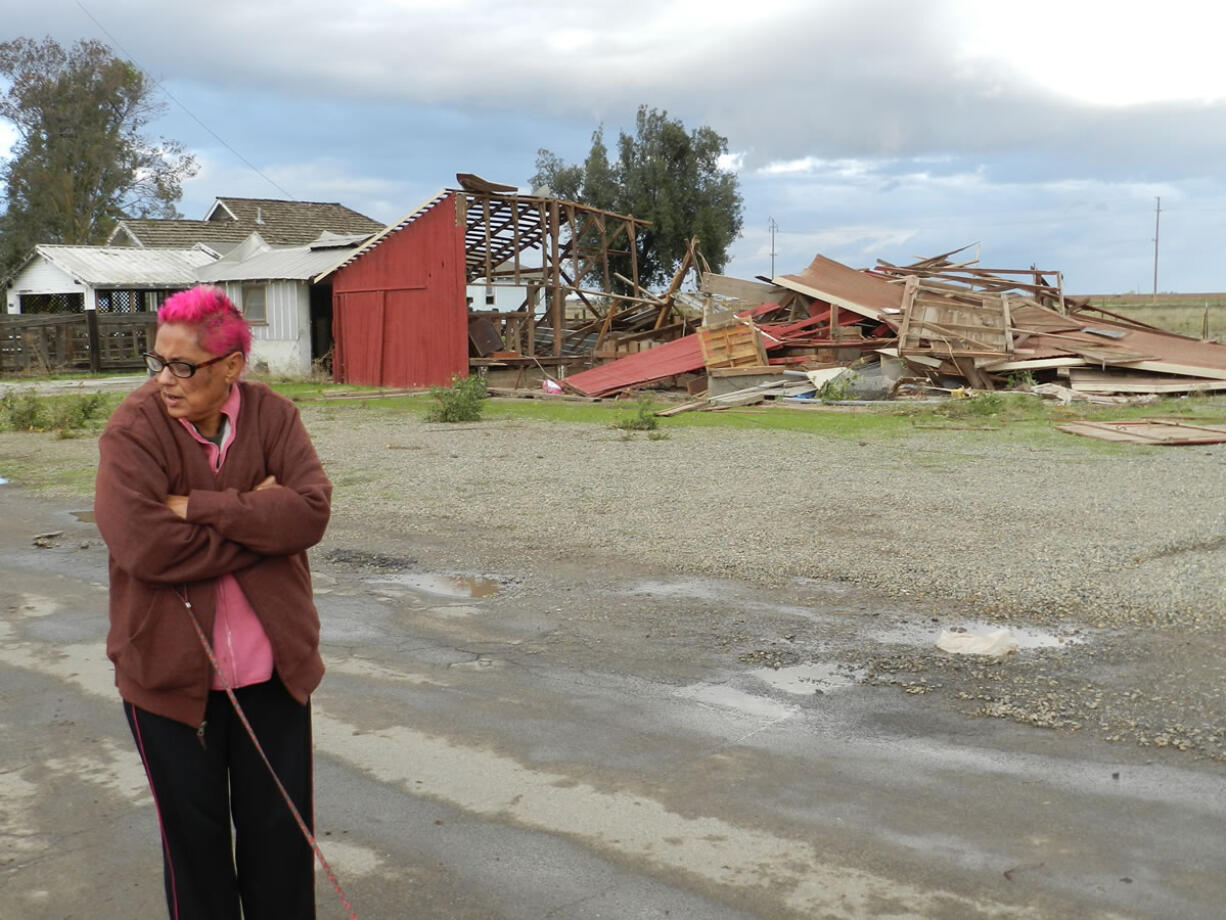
[{"x1": 95, "y1": 379, "x2": 331, "y2": 729}]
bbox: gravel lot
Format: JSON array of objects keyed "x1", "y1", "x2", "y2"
[
  {"x1": 306, "y1": 398, "x2": 1226, "y2": 761},
  {"x1": 6, "y1": 392, "x2": 1226, "y2": 759}
]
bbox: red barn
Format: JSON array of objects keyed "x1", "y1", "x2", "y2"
[
  {"x1": 316, "y1": 176, "x2": 652, "y2": 389},
  {"x1": 325, "y1": 192, "x2": 468, "y2": 388}
]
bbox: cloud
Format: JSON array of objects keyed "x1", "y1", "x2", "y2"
[{"x1": 6, "y1": 0, "x2": 1226, "y2": 292}]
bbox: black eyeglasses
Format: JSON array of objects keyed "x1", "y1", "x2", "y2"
[{"x1": 143, "y1": 352, "x2": 232, "y2": 379}]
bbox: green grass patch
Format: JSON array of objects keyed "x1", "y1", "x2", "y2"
[{"x1": 1083, "y1": 297, "x2": 1226, "y2": 339}]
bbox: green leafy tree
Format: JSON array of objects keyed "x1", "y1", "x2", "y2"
[
  {"x1": 531, "y1": 106, "x2": 743, "y2": 288},
  {"x1": 0, "y1": 37, "x2": 197, "y2": 274}
]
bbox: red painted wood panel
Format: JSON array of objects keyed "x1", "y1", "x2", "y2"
[{"x1": 331, "y1": 193, "x2": 468, "y2": 387}]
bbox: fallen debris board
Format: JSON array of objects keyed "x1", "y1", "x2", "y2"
[
  {"x1": 565, "y1": 335, "x2": 697, "y2": 396},
  {"x1": 468, "y1": 316, "x2": 503, "y2": 357},
  {"x1": 707, "y1": 367, "x2": 787, "y2": 397},
  {"x1": 1057, "y1": 420, "x2": 1226, "y2": 445},
  {"x1": 564, "y1": 315, "x2": 834, "y2": 397},
  {"x1": 1068, "y1": 368, "x2": 1226, "y2": 394},
  {"x1": 701, "y1": 272, "x2": 786, "y2": 305},
  {"x1": 898, "y1": 287, "x2": 1012, "y2": 358},
  {"x1": 699, "y1": 320, "x2": 768, "y2": 369},
  {"x1": 1015, "y1": 303, "x2": 1226, "y2": 378},
  {"x1": 774, "y1": 255, "x2": 904, "y2": 321}
]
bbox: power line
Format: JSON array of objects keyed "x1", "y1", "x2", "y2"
[
  {"x1": 75, "y1": 1, "x2": 297, "y2": 201},
  {"x1": 1152, "y1": 195, "x2": 1161, "y2": 298},
  {"x1": 767, "y1": 217, "x2": 778, "y2": 278}
]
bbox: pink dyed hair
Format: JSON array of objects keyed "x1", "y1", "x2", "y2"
[{"x1": 157, "y1": 286, "x2": 252, "y2": 358}]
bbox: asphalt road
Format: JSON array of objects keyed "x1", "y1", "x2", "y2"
[{"x1": 3, "y1": 483, "x2": 1225, "y2": 920}]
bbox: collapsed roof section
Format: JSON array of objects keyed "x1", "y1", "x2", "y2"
[{"x1": 558, "y1": 247, "x2": 1226, "y2": 405}]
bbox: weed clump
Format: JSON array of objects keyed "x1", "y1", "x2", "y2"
[
  {"x1": 49, "y1": 392, "x2": 111, "y2": 432},
  {"x1": 613, "y1": 397, "x2": 659, "y2": 432},
  {"x1": 931, "y1": 390, "x2": 1045, "y2": 421},
  {"x1": 1, "y1": 390, "x2": 118, "y2": 435},
  {"x1": 0, "y1": 390, "x2": 47, "y2": 431},
  {"x1": 426, "y1": 373, "x2": 487, "y2": 423}
]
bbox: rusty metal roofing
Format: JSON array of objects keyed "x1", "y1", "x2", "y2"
[
  {"x1": 564, "y1": 315, "x2": 829, "y2": 398},
  {"x1": 775, "y1": 255, "x2": 905, "y2": 320},
  {"x1": 34, "y1": 245, "x2": 218, "y2": 287}
]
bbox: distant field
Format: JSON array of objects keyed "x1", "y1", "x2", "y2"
[{"x1": 1076, "y1": 293, "x2": 1226, "y2": 339}]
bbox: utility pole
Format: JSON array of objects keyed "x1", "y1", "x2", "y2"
[
  {"x1": 768, "y1": 217, "x2": 778, "y2": 279},
  {"x1": 1152, "y1": 196, "x2": 1161, "y2": 301}
]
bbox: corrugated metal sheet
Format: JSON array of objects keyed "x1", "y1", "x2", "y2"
[
  {"x1": 197, "y1": 240, "x2": 364, "y2": 283},
  {"x1": 212, "y1": 280, "x2": 303, "y2": 341},
  {"x1": 775, "y1": 255, "x2": 904, "y2": 320},
  {"x1": 564, "y1": 315, "x2": 833, "y2": 398},
  {"x1": 564, "y1": 335, "x2": 705, "y2": 397},
  {"x1": 35, "y1": 245, "x2": 216, "y2": 286}
]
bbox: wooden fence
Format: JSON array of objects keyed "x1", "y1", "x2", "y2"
[{"x1": 0, "y1": 312, "x2": 156, "y2": 374}]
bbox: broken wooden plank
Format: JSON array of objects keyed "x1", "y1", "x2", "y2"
[
  {"x1": 701, "y1": 272, "x2": 785, "y2": 304},
  {"x1": 1057, "y1": 420, "x2": 1226, "y2": 445},
  {"x1": 1068, "y1": 369, "x2": 1226, "y2": 394}
]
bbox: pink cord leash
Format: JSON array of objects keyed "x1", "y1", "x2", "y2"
[{"x1": 175, "y1": 588, "x2": 358, "y2": 920}]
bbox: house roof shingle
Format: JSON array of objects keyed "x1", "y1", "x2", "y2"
[
  {"x1": 205, "y1": 198, "x2": 384, "y2": 245},
  {"x1": 109, "y1": 198, "x2": 384, "y2": 250},
  {"x1": 109, "y1": 220, "x2": 254, "y2": 251}
]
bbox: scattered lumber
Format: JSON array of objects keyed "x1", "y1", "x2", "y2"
[{"x1": 523, "y1": 243, "x2": 1226, "y2": 404}]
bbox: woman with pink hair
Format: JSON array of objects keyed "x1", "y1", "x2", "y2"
[{"x1": 95, "y1": 285, "x2": 331, "y2": 920}]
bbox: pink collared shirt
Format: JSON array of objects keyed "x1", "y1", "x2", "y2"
[{"x1": 178, "y1": 384, "x2": 275, "y2": 690}]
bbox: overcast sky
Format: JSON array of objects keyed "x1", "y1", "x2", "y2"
[{"x1": 6, "y1": 0, "x2": 1226, "y2": 293}]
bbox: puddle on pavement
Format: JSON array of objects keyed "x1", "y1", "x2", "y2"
[
  {"x1": 873, "y1": 620, "x2": 1082, "y2": 651},
  {"x1": 71, "y1": 510, "x2": 95, "y2": 523},
  {"x1": 751, "y1": 662, "x2": 864, "y2": 695},
  {"x1": 368, "y1": 572, "x2": 503, "y2": 599}
]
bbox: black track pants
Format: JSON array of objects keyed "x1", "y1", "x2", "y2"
[{"x1": 125, "y1": 679, "x2": 316, "y2": 920}]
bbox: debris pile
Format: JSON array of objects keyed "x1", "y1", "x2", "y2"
[{"x1": 555, "y1": 246, "x2": 1226, "y2": 414}]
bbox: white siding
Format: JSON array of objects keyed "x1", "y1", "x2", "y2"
[
  {"x1": 466, "y1": 282, "x2": 540, "y2": 312},
  {"x1": 215, "y1": 280, "x2": 313, "y2": 377},
  {"x1": 7, "y1": 257, "x2": 87, "y2": 311}
]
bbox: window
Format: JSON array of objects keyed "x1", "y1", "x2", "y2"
[
  {"x1": 97, "y1": 290, "x2": 140, "y2": 313},
  {"x1": 242, "y1": 284, "x2": 267, "y2": 323}
]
